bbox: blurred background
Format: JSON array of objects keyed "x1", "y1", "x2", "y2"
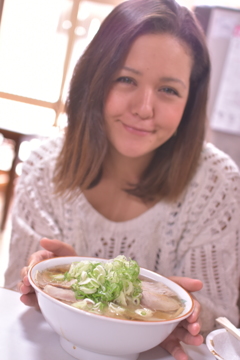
[{"x1": 0, "y1": 0, "x2": 240, "y2": 286}]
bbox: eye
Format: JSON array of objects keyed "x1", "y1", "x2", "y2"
[
  {"x1": 160, "y1": 87, "x2": 179, "y2": 96},
  {"x1": 116, "y1": 76, "x2": 135, "y2": 85}
]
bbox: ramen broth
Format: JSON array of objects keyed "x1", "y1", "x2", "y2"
[{"x1": 34, "y1": 264, "x2": 185, "y2": 321}]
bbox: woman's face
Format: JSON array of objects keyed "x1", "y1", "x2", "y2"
[{"x1": 104, "y1": 33, "x2": 193, "y2": 160}]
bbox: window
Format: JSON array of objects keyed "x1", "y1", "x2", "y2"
[{"x1": 0, "y1": 0, "x2": 122, "y2": 133}]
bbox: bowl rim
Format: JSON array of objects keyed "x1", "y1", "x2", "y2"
[
  {"x1": 206, "y1": 328, "x2": 240, "y2": 359},
  {"x1": 28, "y1": 255, "x2": 194, "y2": 325}
]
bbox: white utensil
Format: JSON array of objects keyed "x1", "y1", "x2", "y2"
[{"x1": 216, "y1": 317, "x2": 240, "y2": 341}]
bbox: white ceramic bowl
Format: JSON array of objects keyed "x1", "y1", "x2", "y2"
[
  {"x1": 206, "y1": 328, "x2": 240, "y2": 360},
  {"x1": 29, "y1": 256, "x2": 194, "y2": 360}
]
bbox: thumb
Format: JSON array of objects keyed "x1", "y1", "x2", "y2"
[
  {"x1": 40, "y1": 238, "x2": 77, "y2": 257},
  {"x1": 169, "y1": 276, "x2": 203, "y2": 293}
]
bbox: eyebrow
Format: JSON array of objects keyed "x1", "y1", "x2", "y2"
[
  {"x1": 160, "y1": 77, "x2": 187, "y2": 89},
  {"x1": 122, "y1": 66, "x2": 187, "y2": 89},
  {"x1": 123, "y1": 66, "x2": 141, "y2": 75}
]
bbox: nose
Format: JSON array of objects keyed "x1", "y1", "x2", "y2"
[{"x1": 131, "y1": 87, "x2": 154, "y2": 120}]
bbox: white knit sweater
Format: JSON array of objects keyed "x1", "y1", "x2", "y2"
[{"x1": 4, "y1": 136, "x2": 240, "y2": 335}]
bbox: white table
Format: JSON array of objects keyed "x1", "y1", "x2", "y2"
[{"x1": 0, "y1": 288, "x2": 215, "y2": 360}]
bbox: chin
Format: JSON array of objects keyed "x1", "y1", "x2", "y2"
[{"x1": 116, "y1": 146, "x2": 155, "y2": 160}]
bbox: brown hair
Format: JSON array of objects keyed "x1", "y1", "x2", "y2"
[{"x1": 54, "y1": 0, "x2": 210, "y2": 201}]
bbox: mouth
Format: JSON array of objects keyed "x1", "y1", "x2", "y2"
[{"x1": 121, "y1": 122, "x2": 156, "y2": 136}]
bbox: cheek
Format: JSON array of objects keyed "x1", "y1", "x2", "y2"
[
  {"x1": 104, "y1": 88, "x2": 130, "y2": 119},
  {"x1": 104, "y1": 92, "x2": 122, "y2": 135},
  {"x1": 157, "y1": 102, "x2": 186, "y2": 129},
  {"x1": 104, "y1": 91, "x2": 114, "y2": 110},
  {"x1": 104, "y1": 91, "x2": 121, "y2": 116}
]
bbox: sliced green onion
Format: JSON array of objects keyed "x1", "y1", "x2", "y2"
[{"x1": 65, "y1": 255, "x2": 142, "y2": 310}]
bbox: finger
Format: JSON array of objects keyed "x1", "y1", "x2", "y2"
[
  {"x1": 161, "y1": 339, "x2": 188, "y2": 360},
  {"x1": 186, "y1": 299, "x2": 201, "y2": 323},
  {"x1": 173, "y1": 326, "x2": 204, "y2": 346},
  {"x1": 28, "y1": 249, "x2": 54, "y2": 267},
  {"x1": 181, "y1": 320, "x2": 202, "y2": 336},
  {"x1": 18, "y1": 279, "x2": 34, "y2": 294},
  {"x1": 20, "y1": 293, "x2": 40, "y2": 310},
  {"x1": 20, "y1": 266, "x2": 29, "y2": 280},
  {"x1": 169, "y1": 276, "x2": 203, "y2": 292},
  {"x1": 23, "y1": 274, "x2": 31, "y2": 287},
  {"x1": 40, "y1": 238, "x2": 77, "y2": 257}
]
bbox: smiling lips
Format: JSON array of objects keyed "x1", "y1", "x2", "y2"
[{"x1": 122, "y1": 122, "x2": 155, "y2": 136}]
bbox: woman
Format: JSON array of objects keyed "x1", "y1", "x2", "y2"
[{"x1": 5, "y1": 0, "x2": 240, "y2": 359}]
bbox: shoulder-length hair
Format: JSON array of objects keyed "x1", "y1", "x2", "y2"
[{"x1": 54, "y1": 0, "x2": 210, "y2": 201}]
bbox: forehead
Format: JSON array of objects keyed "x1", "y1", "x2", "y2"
[{"x1": 122, "y1": 33, "x2": 193, "y2": 76}]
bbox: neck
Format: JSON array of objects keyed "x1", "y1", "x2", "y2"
[{"x1": 103, "y1": 145, "x2": 154, "y2": 186}]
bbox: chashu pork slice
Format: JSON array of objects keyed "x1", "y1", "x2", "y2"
[
  {"x1": 43, "y1": 284, "x2": 77, "y2": 303},
  {"x1": 141, "y1": 281, "x2": 181, "y2": 312}
]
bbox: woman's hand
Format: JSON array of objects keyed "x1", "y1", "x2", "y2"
[
  {"x1": 18, "y1": 238, "x2": 77, "y2": 310},
  {"x1": 160, "y1": 277, "x2": 204, "y2": 360}
]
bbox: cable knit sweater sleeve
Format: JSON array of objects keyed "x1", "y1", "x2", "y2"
[
  {"x1": 168, "y1": 144, "x2": 240, "y2": 334},
  {"x1": 4, "y1": 137, "x2": 65, "y2": 289}
]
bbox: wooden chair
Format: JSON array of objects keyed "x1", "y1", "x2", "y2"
[{"x1": 0, "y1": 129, "x2": 36, "y2": 231}]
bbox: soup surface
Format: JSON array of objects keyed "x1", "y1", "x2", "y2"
[{"x1": 34, "y1": 256, "x2": 185, "y2": 321}]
